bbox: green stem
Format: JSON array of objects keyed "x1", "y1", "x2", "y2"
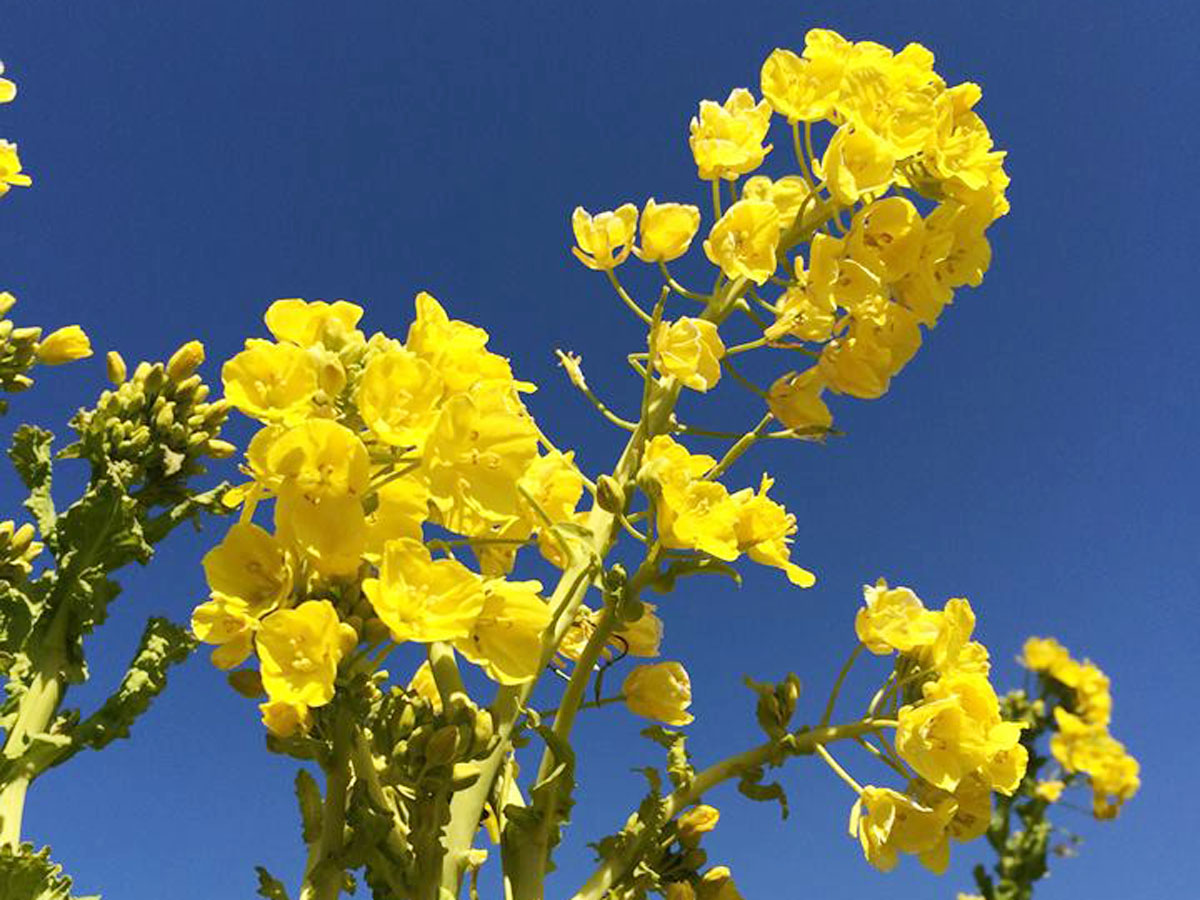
[
  {"x1": 568, "y1": 718, "x2": 891, "y2": 900},
  {"x1": 705, "y1": 414, "x2": 774, "y2": 480},
  {"x1": 820, "y1": 643, "x2": 863, "y2": 727},
  {"x1": 299, "y1": 711, "x2": 353, "y2": 900}
]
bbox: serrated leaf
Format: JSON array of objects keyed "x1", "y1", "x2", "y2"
[
  {"x1": 0, "y1": 582, "x2": 38, "y2": 665},
  {"x1": 64, "y1": 618, "x2": 195, "y2": 760},
  {"x1": 9, "y1": 426, "x2": 56, "y2": 542},
  {"x1": 295, "y1": 769, "x2": 323, "y2": 845},
  {"x1": 254, "y1": 866, "x2": 290, "y2": 900},
  {"x1": 0, "y1": 843, "x2": 98, "y2": 900}
]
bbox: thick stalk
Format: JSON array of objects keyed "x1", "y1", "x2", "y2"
[
  {"x1": 0, "y1": 610, "x2": 69, "y2": 849},
  {"x1": 299, "y1": 711, "x2": 353, "y2": 900},
  {"x1": 569, "y1": 719, "x2": 891, "y2": 900}
]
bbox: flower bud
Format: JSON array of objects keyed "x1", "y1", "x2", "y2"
[
  {"x1": 595, "y1": 474, "x2": 625, "y2": 513},
  {"x1": 227, "y1": 669, "x2": 265, "y2": 698},
  {"x1": 36, "y1": 325, "x2": 92, "y2": 365},
  {"x1": 622, "y1": 661, "x2": 694, "y2": 726},
  {"x1": 0, "y1": 292, "x2": 15, "y2": 317},
  {"x1": 166, "y1": 340, "x2": 205, "y2": 381},
  {"x1": 106, "y1": 350, "x2": 128, "y2": 384},
  {"x1": 677, "y1": 804, "x2": 720, "y2": 846}
]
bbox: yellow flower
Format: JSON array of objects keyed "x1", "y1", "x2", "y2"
[
  {"x1": 847, "y1": 197, "x2": 926, "y2": 282},
  {"x1": 406, "y1": 292, "x2": 528, "y2": 395},
  {"x1": 264, "y1": 298, "x2": 364, "y2": 350},
  {"x1": 696, "y1": 866, "x2": 744, "y2": 900},
  {"x1": 408, "y1": 659, "x2": 443, "y2": 713},
  {"x1": 653, "y1": 317, "x2": 725, "y2": 392},
  {"x1": 849, "y1": 786, "x2": 955, "y2": 873},
  {"x1": 1049, "y1": 709, "x2": 1140, "y2": 818},
  {"x1": 362, "y1": 538, "x2": 486, "y2": 644},
  {"x1": 275, "y1": 491, "x2": 367, "y2": 578},
  {"x1": 634, "y1": 199, "x2": 702, "y2": 263},
  {"x1": 0, "y1": 140, "x2": 32, "y2": 197},
  {"x1": 819, "y1": 125, "x2": 896, "y2": 205},
  {"x1": 732, "y1": 476, "x2": 815, "y2": 587},
  {"x1": 259, "y1": 699, "x2": 313, "y2": 737},
  {"x1": 571, "y1": 204, "x2": 638, "y2": 270},
  {"x1": 365, "y1": 474, "x2": 430, "y2": 555},
  {"x1": 767, "y1": 283, "x2": 837, "y2": 344},
  {"x1": 639, "y1": 436, "x2": 739, "y2": 560},
  {"x1": 740, "y1": 175, "x2": 812, "y2": 231},
  {"x1": 615, "y1": 602, "x2": 663, "y2": 658},
  {"x1": 423, "y1": 380, "x2": 540, "y2": 533},
  {"x1": 760, "y1": 46, "x2": 846, "y2": 123},
  {"x1": 1035, "y1": 780, "x2": 1065, "y2": 802},
  {"x1": 689, "y1": 88, "x2": 773, "y2": 180},
  {"x1": 222, "y1": 339, "x2": 319, "y2": 424},
  {"x1": 703, "y1": 199, "x2": 781, "y2": 285},
  {"x1": 1020, "y1": 636, "x2": 1070, "y2": 673},
  {"x1": 264, "y1": 419, "x2": 371, "y2": 502},
  {"x1": 0, "y1": 63, "x2": 16, "y2": 103},
  {"x1": 356, "y1": 348, "x2": 444, "y2": 448},
  {"x1": 454, "y1": 579, "x2": 549, "y2": 684},
  {"x1": 767, "y1": 369, "x2": 832, "y2": 432},
  {"x1": 255, "y1": 599, "x2": 357, "y2": 707},
  {"x1": 855, "y1": 580, "x2": 941, "y2": 655},
  {"x1": 36, "y1": 326, "x2": 92, "y2": 365},
  {"x1": 623, "y1": 661, "x2": 694, "y2": 726},
  {"x1": 677, "y1": 804, "x2": 720, "y2": 845},
  {"x1": 818, "y1": 303, "x2": 922, "y2": 399},
  {"x1": 192, "y1": 594, "x2": 259, "y2": 670},
  {"x1": 202, "y1": 522, "x2": 292, "y2": 614},
  {"x1": 518, "y1": 450, "x2": 585, "y2": 566}
]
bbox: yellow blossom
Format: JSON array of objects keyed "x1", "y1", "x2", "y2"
[
  {"x1": 740, "y1": 175, "x2": 812, "y2": 230},
  {"x1": 1035, "y1": 780, "x2": 1065, "y2": 802},
  {"x1": 365, "y1": 474, "x2": 430, "y2": 555},
  {"x1": 652, "y1": 317, "x2": 725, "y2": 392},
  {"x1": 767, "y1": 369, "x2": 832, "y2": 432},
  {"x1": 639, "y1": 436, "x2": 738, "y2": 560},
  {"x1": 36, "y1": 326, "x2": 92, "y2": 365},
  {"x1": 732, "y1": 476, "x2": 815, "y2": 587},
  {"x1": 275, "y1": 491, "x2": 367, "y2": 578},
  {"x1": 255, "y1": 599, "x2": 357, "y2": 707},
  {"x1": 1021, "y1": 636, "x2": 1070, "y2": 672},
  {"x1": 260, "y1": 699, "x2": 313, "y2": 737},
  {"x1": 848, "y1": 197, "x2": 926, "y2": 282},
  {"x1": 0, "y1": 140, "x2": 32, "y2": 197},
  {"x1": 623, "y1": 661, "x2": 694, "y2": 726},
  {"x1": 0, "y1": 63, "x2": 15, "y2": 103},
  {"x1": 571, "y1": 204, "x2": 638, "y2": 270},
  {"x1": 362, "y1": 538, "x2": 486, "y2": 644},
  {"x1": 634, "y1": 199, "x2": 702, "y2": 263},
  {"x1": 222, "y1": 339, "x2": 319, "y2": 424},
  {"x1": 192, "y1": 594, "x2": 259, "y2": 670},
  {"x1": 689, "y1": 88, "x2": 773, "y2": 180},
  {"x1": 356, "y1": 348, "x2": 444, "y2": 448},
  {"x1": 455, "y1": 579, "x2": 549, "y2": 684},
  {"x1": 408, "y1": 659, "x2": 443, "y2": 713},
  {"x1": 696, "y1": 866, "x2": 744, "y2": 900},
  {"x1": 616, "y1": 602, "x2": 663, "y2": 658},
  {"x1": 849, "y1": 786, "x2": 955, "y2": 874},
  {"x1": 202, "y1": 522, "x2": 292, "y2": 614},
  {"x1": 264, "y1": 298, "x2": 364, "y2": 349},
  {"x1": 819, "y1": 124, "x2": 896, "y2": 206},
  {"x1": 677, "y1": 804, "x2": 720, "y2": 845},
  {"x1": 855, "y1": 580, "x2": 941, "y2": 655},
  {"x1": 264, "y1": 419, "x2": 371, "y2": 502},
  {"x1": 760, "y1": 46, "x2": 846, "y2": 123},
  {"x1": 703, "y1": 199, "x2": 781, "y2": 285},
  {"x1": 406, "y1": 292, "x2": 528, "y2": 395}
]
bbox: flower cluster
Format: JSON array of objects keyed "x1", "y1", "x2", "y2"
[
  {"x1": 848, "y1": 581, "x2": 1027, "y2": 874},
  {"x1": 570, "y1": 28, "x2": 1008, "y2": 432},
  {"x1": 193, "y1": 297, "x2": 589, "y2": 733},
  {"x1": 1021, "y1": 637, "x2": 1140, "y2": 818}
]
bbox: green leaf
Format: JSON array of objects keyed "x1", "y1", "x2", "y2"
[
  {"x1": 736, "y1": 765, "x2": 789, "y2": 819},
  {"x1": 64, "y1": 618, "x2": 195, "y2": 760},
  {"x1": 295, "y1": 769, "x2": 323, "y2": 845},
  {"x1": 9, "y1": 426, "x2": 56, "y2": 542},
  {"x1": 254, "y1": 866, "x2": 291, "y2": 900},
  {"x1": 0, "y1": 843, "x2": 98, "y2": 900},
  {"x1": 648, "y1": 556, "x2": 741, "y2": 594},
  {"x1": 0, "y1": 581, "x2": 38, "y2": 668}
]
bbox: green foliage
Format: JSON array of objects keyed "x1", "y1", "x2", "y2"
[{"x1": 0, "y1": 843, "x2": 98, "y2": 900}]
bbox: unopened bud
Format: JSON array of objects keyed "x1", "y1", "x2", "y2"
[
  {"x1": 424, "y1": 725, "x2": 461, "y2": 766},
  {"x1": 677, "y1": 804, "x2": 720, "y2": 846},
  {"x1": 36, "y1": 325, "x2": 93, "y2": 365},
  {"x1": 10, "y1": 523, "x2": 35, "y2": 555},
  {"x1": 106, "y1": 351, "x2": 128, "y2": 384},
  {"x1": 205, "y1": 439, "x2": 237, "y2": 459},
  {"x1": 11, "y1": 326, "x2": 42, "y2": 345},
  {"x1": 166, "y1": 340, "x2": 205, "y2": 381},
  {"x1": 227, "y1": 669, "x2": 265, "y2": 698},
  {"x1": 596, "y1": 474, "x2": 625, "y2": 513},
  {"x1": 0, "y1": 292, "x2": 15, "y2": 317}
]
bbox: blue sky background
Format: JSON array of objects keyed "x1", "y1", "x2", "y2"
[{"x1": 3, "y1": 2, "x2": 1197, "y2": 898}]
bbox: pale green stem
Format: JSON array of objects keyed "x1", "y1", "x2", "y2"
[
  {"x1": 815, "y1": 743, "x2": 864, "y2": 794},
  {"x1": 820, "y1": 643, "x2": 864, "y2": 727},
  {"x1": 705, "y1": 414, "x2": 774, "y2": 480},
  {"x1": 605, "y1": 270, "x2": 653, "y2": 324},
  {"x1": 299, "y1": 711, "x2": 353, "y2": 900},
  {"x1": 710, "y1": 178, "x2": 723, "y2": 221}
]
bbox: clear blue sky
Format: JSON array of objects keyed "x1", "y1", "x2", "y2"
[{"x1": 3, "y1": 2, "x2": 1196, "y2": 898}]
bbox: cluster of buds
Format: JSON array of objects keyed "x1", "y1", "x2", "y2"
[
  {"x1": 0, "y1": 519, "x2": 42, "y2": 582},
  {"x1": 0, "y1": 293, "x2": 94, "y2": 412},
  {"x1": 61, "y1": 341, "x2": 232, "y2": 498}
]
